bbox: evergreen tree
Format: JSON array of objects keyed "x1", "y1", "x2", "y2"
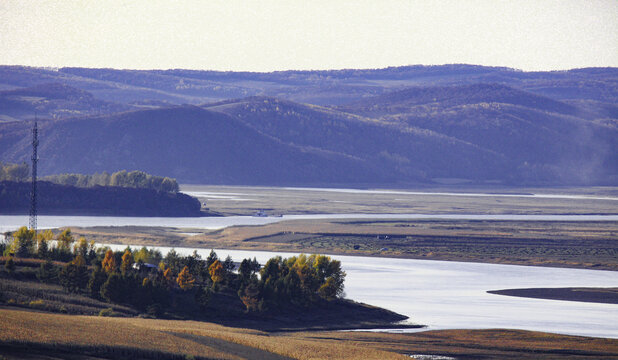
[
  {"x1": 100, "y1": 273, "x2": 125, "y2": 303},
  {"x1": 59, "y1": 256, "x2": 89, "y2": 293},
  {"x1": 88, "y1": 266, "x2": 108, "y2": 299},
  {"x1": 36, "y1": 260, "x2": 57, "y2": 283},
  {"x1": 206, "y1": 250, "x2": 218, "y2": 268}
]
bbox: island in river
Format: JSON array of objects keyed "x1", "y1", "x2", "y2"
[
  {"x1": 0, "y1": 180, "x2": 203, "y2": 217},
  {"x1": 488, "y1": 287, "x2": 618, "y2": 304}
]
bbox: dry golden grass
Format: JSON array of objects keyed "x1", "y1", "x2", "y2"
[
  {"x1": 182, "y1": 185, "x2": 618, "y2": 216},
  {"x1": 0, "y1": 308, "x2": 407, "y2": 360},
  {"x1": 72, "y1": 216, "x2": 618, "y2": 270},
  {"x1": 0, "y1": 308, "x2": 240, "y2": 359},
  {"x1": 2, "y1": 308, "x2": 617, "y2": 359},
  {"x1": 301, "y1": 329, "x2": 618, "y2": 359}
]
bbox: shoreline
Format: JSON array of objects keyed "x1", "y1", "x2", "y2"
[{"x1": 94, "y1": 236, "x2": 618, "y2": 272}]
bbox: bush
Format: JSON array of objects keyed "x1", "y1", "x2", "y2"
[
  {"x1": 98, "y1": 307, "x2": 119, "y2": 317},
  {"x1": 28, "y1": 299, "x2": 45, "y2": 309}
]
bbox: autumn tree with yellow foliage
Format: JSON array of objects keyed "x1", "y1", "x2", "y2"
[
  {"x1": 101, "y1": 249, "x2": 117, "y2": 273},
  {"x1": 208, "y1": 259, "x2": 225, "y2": 285},
  {"x1": 176, "y1": 266, "x2": 195, "y2": 290},
  {"x1": 120, "y1": 249, "x2": 134, "y2": 275}
]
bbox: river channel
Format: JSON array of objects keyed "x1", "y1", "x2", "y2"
[
  {"x1": 1, "y1": 214, "x2": 617, "y2": 338},
  {"x1": 96, "y1": 245, "x2": 617, "y2": 339}
]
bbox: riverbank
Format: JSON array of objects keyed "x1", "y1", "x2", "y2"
[
  {"x1": 67, "y1": 216, "x2": 618, "y2": 271},
  {"x1": 0, "y1": 308, "x2": 616, "y2": 360}
]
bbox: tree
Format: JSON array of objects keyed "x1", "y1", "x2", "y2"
[
  {"x1": 0, "y1": 162, "x2": 29, "y2": 181},
  {"x1": 195, "y1": 286, "x2": 212, "y2": 311},
  {"x1": 101, "y1": 249, "x2": 117, "y2": 273},
  {"x1": 162, "y1": 267, "x2": 175, "y2": 288},
  {"x1": 11, "y1": 226, "x2": 35, "y2": 258},
  {"x1": 88, "y1": 266, "x2": 108, "y2": 299},
  {"x1": 74, "y1": 237, "x2": 89, "y2": 259},
  {"x1": 238, "y1": 257, "x2": 260, "y2": 287},
  {"x1": 318, "y1": 277, "x2": 343, "y2": 300},
  {"x1": 176, "y1": 266, "x2": 195, "y2": 290},
  {"x1": 59, "y1": 256, "x2": 89, "y2": 293},
  {"x1": 4, "y1": 256, "x2": 15, "y2": 273},
  {"x1": 37, "y1": 230, "x2": 54, "y2": 259},
  {"x1": 120, "y1": 249, "x2": 134, "y2": 275},
  {"x1": 164, "y1": 249, "x2": 182, "y2": 272},
  {"x1": 317, "y1": 257, "x2": 345, "y2": 300},
  {"x1": 208, "y1": 260, "x2": 224, "y2": 285},
  {"x1": 57, "y1": 229, "x2": 74, "y2": 254},
  {"x1": 37, "y1": 260, "x2": 57, "y2": 283},
  {"x1": 239, "y1": 280, "x2": 260, "y2": 312},
  {"x1": 100, "y1": 273, "x2": 125, "y2": 303},
  {"x1": 134, "y1": 246, "x2": 162, "y2": 265},
  {"x1": 205, "y1": 250, "x2": 218, "y2": 268}
]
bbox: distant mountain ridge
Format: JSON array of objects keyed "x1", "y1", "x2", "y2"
[{"x1": 0, "y1": 65, "x2": 616, "y2": 186}]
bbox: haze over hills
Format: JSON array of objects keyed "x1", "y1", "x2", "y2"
[{"x1": 0, "y1": 64, "x2": 616, "y2": 186}]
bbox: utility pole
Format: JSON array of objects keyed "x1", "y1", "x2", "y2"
[{"x1": 29, "y1": 117, "x2": 38, "y2": 234}]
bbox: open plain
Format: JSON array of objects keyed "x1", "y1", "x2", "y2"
[{"x1": 68, "y1": 186, "x2": 618, "y2": 271}]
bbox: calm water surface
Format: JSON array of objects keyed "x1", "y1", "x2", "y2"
[
  {"x1": 2, "y1": 213, "x2": 617, "y2": 234},
  {"x1": 2, "y1": 214, "x2": 616, "y2": 338},
  {"x1": 101, "y1": 245, "x2": 618, "y2": 339}
]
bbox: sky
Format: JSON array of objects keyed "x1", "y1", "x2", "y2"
[{"x1": 0, "y1": 0, "x2": 617, "y2": 72}]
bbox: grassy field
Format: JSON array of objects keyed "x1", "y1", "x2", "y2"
[
  {"x1": 182, "y1": 185, "x2": 618, "y2": 216},
  {"x1": 66, "y1": 185, "x2": 618, "y2": 270},
  {"x1": 1, "y1": 307, "x2": 617, "y2": 359}
]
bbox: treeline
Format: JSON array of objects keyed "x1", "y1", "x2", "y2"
[
  {"x1": 0, "y1": 163, "x2": 179, "y2": 193},
  {"x1": 43, "y1": 170, "x2": 179, "y2": 193},
  {"x1": 0, "y1": 181, "x2": 200, "y2": 217},
  {"x1": 0, "y1": 162, "x2": 29, "y2": 182},
  {"x1": 1, "y1": 227, "x2": 346, "y2": 317}
]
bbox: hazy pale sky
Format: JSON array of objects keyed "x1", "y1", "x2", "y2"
[{"x1": 1, "y1": 0, "x2": 616, "y2": 72}]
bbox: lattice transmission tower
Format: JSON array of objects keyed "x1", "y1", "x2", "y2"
[{"x1": 29, "y1": 118, "x2": 38, "y2": 233}]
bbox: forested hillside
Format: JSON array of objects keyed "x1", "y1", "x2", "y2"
[{"x1": 0, "y1": 65, "x2": 616, "y2": 186}]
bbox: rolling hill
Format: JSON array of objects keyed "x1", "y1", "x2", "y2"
[
  {"x1": 0, "y1": 64, "x2": 616, "y2": 186},
  {"x1": 335, "y1": 84, "x2": 618, "y2": 185},
  {"x1": 0, "y1": 82, "x2": 131, "y2": 122},
  {"x1": 205, "y1": 96, "x2": 509, "y2": 183},
  {"x1": 0, "y1": 106, "x2": 392, "y2": 185}
]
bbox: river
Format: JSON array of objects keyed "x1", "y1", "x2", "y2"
[
  {"x1": 2, "y1": 213, "x2": 618, "y2": 234},
  {"x1": 1, "y1": 212, "x2": 617, "y2": 338},
  {"x1": 99, "y1": 245, "x2": 617, "y2": 339}
]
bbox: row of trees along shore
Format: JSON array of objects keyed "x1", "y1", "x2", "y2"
[
  {"x1": 0, "y1": 162, "x2": 179, "y2": 193},
  {"x1": 1, "y1": 227, "x2": 346, "y2": 316}
]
